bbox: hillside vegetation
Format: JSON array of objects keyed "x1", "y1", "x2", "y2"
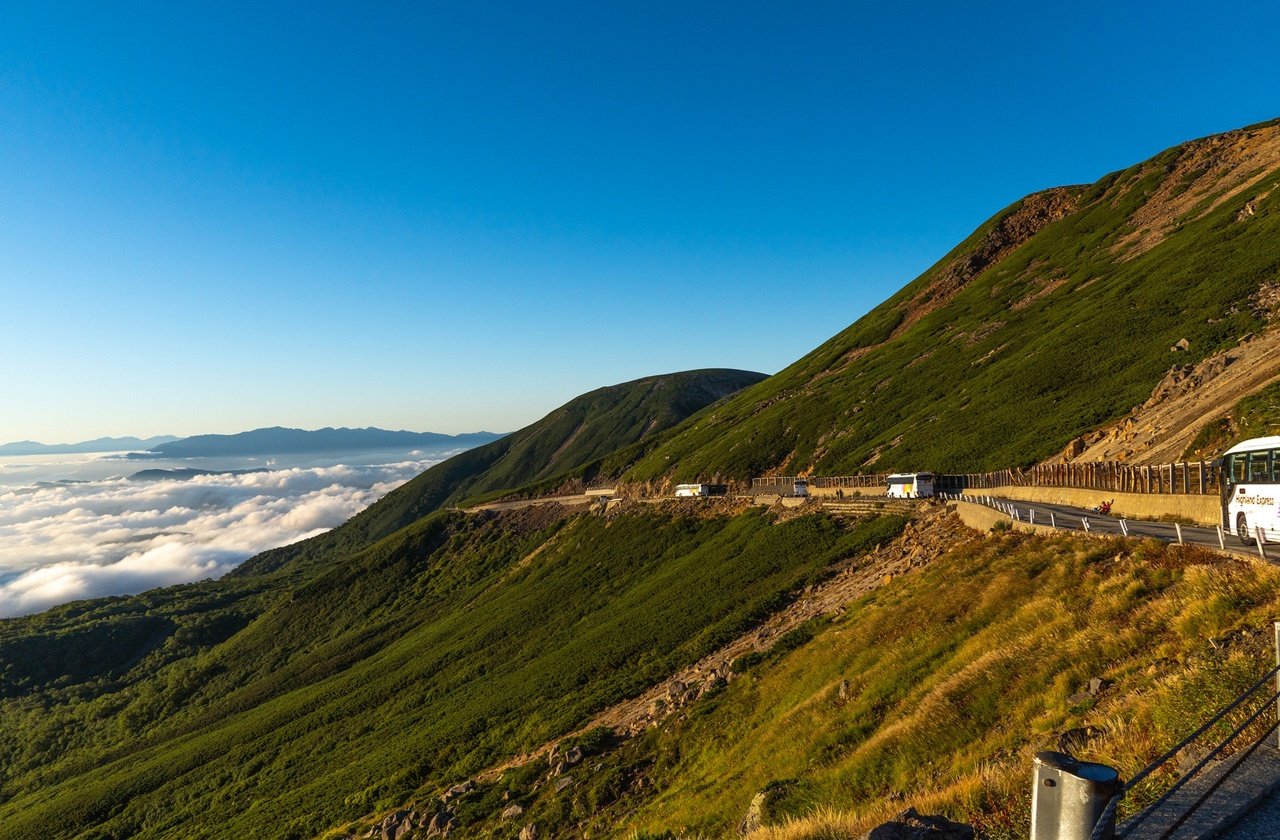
[
  {"x1": 236, "y1": 368, "x2": 764, "y2": 577},
  {"x1": 621, "y1": 119, "x2": 1280, "y2": 480},
  {"x1": 396, "y1": 519, "x2": 1280, "y2": 840},
  {"x1": 0, "y1": 504, "x2": 897, "y2": 839},
  {"x1": 8, "y1": 118, "x2": 1280, "y2": 840}
]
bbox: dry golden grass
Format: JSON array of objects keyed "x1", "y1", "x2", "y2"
[{"x1": 612, "y1": 532, "x2": 1280, "y2": 840}]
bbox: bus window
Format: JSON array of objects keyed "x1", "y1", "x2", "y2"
[
  {"x1": 1271, "y1": 450, "x2": 1280, "y2": 482},
  {"x1": 1248, "y1": 451, "x2": 1272, "y2": 483},
  {"x1": 1230, "y1": 454, "x2": 1246, "y2": 484}
]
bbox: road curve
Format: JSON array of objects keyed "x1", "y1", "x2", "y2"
[{"x1": 956, "y1": 494, "x2": 1278, "y2": 563}]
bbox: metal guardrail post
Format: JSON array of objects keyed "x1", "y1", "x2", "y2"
[
  {"x1": 1031, "y1": 751, "x2": 1120, "y2": 840},
  {"x1": 1119, "y1": 520, "x2": 1128, "y2": 537},
  {"x1": 1050, "y1": 512, "x2": 1056, "y2": 529},
  {"x1": 1257, "y1": 527, "x2": 1267, "y2": 562},
  {"x1": 1082, "y1": 517, "x2": 1090, "y2": 533},
  {"x1": 1175, "y1": 522, "x2": 1183, "y2": 545},
  {"x1": 1217, "y1": 526, "x2": 1225, "y2": 551}
]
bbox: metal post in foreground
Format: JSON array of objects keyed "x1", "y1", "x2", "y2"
[
  {"x1": 1119, "y1": 520, "x2": 1128, "y2": 537},
  {"x1": 1218, "y1": 526, "x2": 1226, "y2": 551},
  {"x1": 1258, "y1": 527, "x2": 1268, "y2": 562},
  {"x1": 1082, "y1": 517, "x2": 1091, "y2": 533},
  {"x1": 1031, "y1": 751, "x2": 1120, "y2": 840},
  {"x1": 1175, "y1": 522, "x2": 1183, "y2": 545},
  {"x1": 1050, "y1": 512, "x2": 1056, "y2": 529},
  {"x1": 1030, "y1": 509, "x2": 1036, "y2": 526}
]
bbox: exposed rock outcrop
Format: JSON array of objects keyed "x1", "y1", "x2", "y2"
[{"x1": 860, "y1": 808, "x2": 975, "y2": 840}]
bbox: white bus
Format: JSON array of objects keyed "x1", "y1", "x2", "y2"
[
  {"x1": 674, "y1": 483, "x2": 729, "y2": 498},
  {"x1": 886, "y1": 473, "x2": 935, "y2": 499},
  {"x1": 1221, "y1": 437, "x2": 1280, "y2": 544}
]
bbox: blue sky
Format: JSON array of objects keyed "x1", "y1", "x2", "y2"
[{"x1": 2, "y1": 1, "x2": 1278, "y2": 443}]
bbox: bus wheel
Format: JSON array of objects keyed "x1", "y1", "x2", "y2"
[{"x1": 1238, "y1": 513, "x2": 1254, "y2": 546}]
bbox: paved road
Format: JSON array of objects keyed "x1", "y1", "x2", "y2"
[
  {"x1": 1222, "y1": 783, "x2": 1280, "y2": 840},
  {"x1": 467, "y1": 494, "x2": 595, "y2": 512},
  {"x1": 959, "y1": 495, "x2": 1280, "y2": 563}
]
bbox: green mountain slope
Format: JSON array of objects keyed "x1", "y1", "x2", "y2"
[
  {"x1": 236, "y1": 368, "x2": 763, "y2": 576},
  {"x1": 623, "y1": 118, "x2": 1280, "y2": 480},
  {"x1": 424, "y1": 523, "x2": 1279, "y2": 840},
  {"x1": 10, "y1": 118, "x2": 1280, "y2": 840},
  {"x1": 0, "y1": 504, "x2": 900, "y2": 839}
]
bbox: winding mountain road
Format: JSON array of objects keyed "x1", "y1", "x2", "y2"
[{"x1": 966, "y1": 494, "x2": 1277, "y2": 562}]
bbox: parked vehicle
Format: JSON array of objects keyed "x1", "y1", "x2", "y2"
[
  {"x1": 674, "y1": 483, "x2": 729, "y2": 498},
  {"x1": 886, "y1": 473, "x2": 935, "y2": 499}
]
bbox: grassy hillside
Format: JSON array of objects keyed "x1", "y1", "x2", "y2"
[
  {"x1": 411, "y1": 522, "x2": 1280, "y2": 840},
  {"x1": 622, "y1": 119, "x2": 1280, "y2": 480},
  {"x1": 236, "y1": 368, "x2": 764, "y2": 577},
  {"x1": 10, "y1": 119, "x2": 1280, "y2": 840},
  {"x1": 0, "y1": 504, "x2": 899, "y2": 839}
]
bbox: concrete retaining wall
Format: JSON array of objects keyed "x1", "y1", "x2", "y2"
[
  {"x1": 982, "y1": 485, "x2": 1220, "y2": 526},
  {"x1": 949, "y1": 500, "x2": 1058, "y2": 535},
  {"x1": 808, "y1": 485, "x2": 885, "y2": 499}
]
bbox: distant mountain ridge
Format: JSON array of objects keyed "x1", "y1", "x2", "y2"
[
  {"x1": 0, "y1": 436, "x2": 180, "y2": 456},
  {"x1": 130, "y1": 427, "x2": 504, "y2": 459},
  {"x1": 237, "y1": 368, "x2": 766, "y2": 576}
]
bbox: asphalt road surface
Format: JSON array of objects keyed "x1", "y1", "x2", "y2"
[{"x1": 956, "y1": 494, "x2": 1279, "y2": 563}]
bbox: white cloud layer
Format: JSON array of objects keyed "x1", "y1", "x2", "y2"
[{"x1": 0, "y1": 460, "x2": 436, "y2": 617}]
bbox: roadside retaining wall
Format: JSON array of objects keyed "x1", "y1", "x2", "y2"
[
  {"x1": 949, "y1": 500, "x2": 1058, "y2": 535},
  {"x1": 983, "y1": 485, "x2": 1220, "y2": 526},
  {"x1": 808, "y1": 486, "x2": 884, "y2": 499}
]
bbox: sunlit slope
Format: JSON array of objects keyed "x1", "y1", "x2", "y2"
[
  {"x1": 626, "y1": 119, "x2": 1280, "y2": 479},
  {"x1": 427, "y1": 527, "x2": 1280, "y2": 840},
  {"x1": 0, "y1": 506, "x2": 899, "y2": 839},
  {"x1": 238, "y1": 368, "x2": 764, "y2": 576}
]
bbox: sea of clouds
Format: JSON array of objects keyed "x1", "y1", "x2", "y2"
[{"x1": 0, "y1": 459, "x2": 437, "y2": 618}]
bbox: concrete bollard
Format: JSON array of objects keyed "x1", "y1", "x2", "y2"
[{"x1": 1031, "y1": 751, "x2": 1120, "y2": 840}]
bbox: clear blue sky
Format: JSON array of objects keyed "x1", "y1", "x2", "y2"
[{"x1": 2, "y1": 1, "x2": 1278, "y2": 443}]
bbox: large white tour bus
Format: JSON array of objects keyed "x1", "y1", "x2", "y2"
[
  {"x1": 1221, "y1": 436, "x2": 1280, "y2": 544},
  {"x1": 886, "y1": 473, "x2": 935, "y2": 499}
]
